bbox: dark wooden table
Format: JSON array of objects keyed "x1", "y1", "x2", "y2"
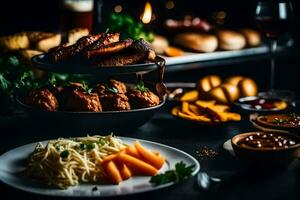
[{"x1": 1, "y1": 103, "x2": 299, "y2": 200}]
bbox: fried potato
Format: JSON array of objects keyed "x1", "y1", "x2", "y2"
[
  {"x1": 171, "y1": 107, "x2": 180, "y2": 116},
  {"x1": 180, "y1": 90, "x2": 198, "y2": 102},
  {"x1": 182, "y1": 102, "x2": 197, "y2": 116},
  {"x1": 177, "y1": 111, "x2": 211, "y2": 122},
  {"x1": 195, "y1": 100, "x2": 216, "y2": 108},
  {"x1": 171, "y1": 99, "x2": 241, "y2": 124}
]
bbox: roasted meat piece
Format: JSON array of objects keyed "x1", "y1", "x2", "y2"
[
  {"x1": 93, "y1": 80, "x2": 127, "y2": 95},
  {"x1": 55, "y1": 82, "x2": 85, "y2": 109},
  {"x1": 66, "y1": 90, "x2": 102, "y2": 112},
  {"x1": 48, "y1": 34, "x2": 101, "y2": 62},
  {"x1": 92, "y1": 39, "x2": 156, "y2": 67},
  {"x1": 128, "y1": 89, "x2": 160, "y2": 109},
  {"x1": 99, "y1": 93, "x2": 130, "y2": 111},
  {"x1": 26, "y1": 88, "x2": 59, "y2": 111},
  {"x1": 93, "y1": 80, "x2": 130, "y2": 111}
]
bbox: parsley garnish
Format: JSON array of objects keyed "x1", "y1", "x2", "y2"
[
  {"x1": 134, "y1": 82, "x2": 149, "y2": 92},
  {"x1": 150, "y1": 161, "x2": 195, "y2": 185}
]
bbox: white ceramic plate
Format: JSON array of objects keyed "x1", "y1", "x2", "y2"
[{"x1": 0, "y1": 137, "x2": 200, "y2": 197}]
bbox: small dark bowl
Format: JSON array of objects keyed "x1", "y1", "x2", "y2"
[
  {"x1": 231, "y1": 132, "x2": 300, "y2": 168},
  {"x1": 235, "y1": 96, "x2": 289, "y2": 115}
]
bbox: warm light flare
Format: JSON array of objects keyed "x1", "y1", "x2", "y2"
[{"x1": 141, "y1": 2, "x2": 152, "y2": 24}]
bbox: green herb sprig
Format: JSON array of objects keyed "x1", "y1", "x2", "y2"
[
  {"x1": 108, "y1": 13, "x2": 154, "y2": 42},
  {"x1": 134, "y1": 82, "x2": 149, "y2": 92},
  {"x1": 150, "y1": 161, "x2": 195, "y2": 186}
]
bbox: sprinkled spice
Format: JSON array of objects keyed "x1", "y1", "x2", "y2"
[{"x1": 196, "y1": 146, "x2": 219, "y2": 160}]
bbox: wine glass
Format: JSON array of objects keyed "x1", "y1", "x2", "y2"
[{"x1": 255, "y1": 0, "x2": 293, "y2": 96}]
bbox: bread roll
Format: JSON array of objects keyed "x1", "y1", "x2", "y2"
[
  {"x1": 217, "y1": 30, "x2": 246, "y2": 50},
  {"x1": 224, "y1": 76, "x2": 244, "y2": 86},
  {"x1": 26, "y1": 31, "x2": 61, "y2": 52},
  {"x1": 198, "y1": 75, "x2": 222, "y2": 93},
  {"x1": 67, "y1": 28, "x2": 89, "y2": 46},
  {"x1": 222, "y1": 84, "x2": 240, "y2": 104},
  {"x1": 240, "y1": 29, "x2": 261, "y2": 47},
  {"x1": 206, "y1": 87, "x2": 227, "y2": 104},
  {"x1": 174, "y1": 33, "x2": 218, "y2": 53},
  {"x1": 151, "y1": 34, "x2": 169, "y2": 54},
  {"x1": 207, "y1": 84, "x2": 239, "y2": 105},
  {"x1": 238, "y1": 78, "x2": 257, "y2": 97},
  {"x1": 0, "y1": 32, "x2": 30, "y2": 52}
]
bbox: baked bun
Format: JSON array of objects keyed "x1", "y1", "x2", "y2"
[
  {"x1": 198, "y1": 75, "x2": 222, "y2": 93},
  {"x1": 217, "y1": 30, "x2": 246, "y2": 50},
  {"x1": 0, "y1": 32, "x2": 30, "y2": 52},
  {"x1": 240, "y1": 29, "x2": 261, "y2": 47},
  {"x1": 206, "y1": 84, "x2": 239, "y2": 105},
  {"x1": 238, "y1": 78, "x2": 257, "y2": 97},
  {"x1": 151, "y1": 34, "x2": 169, "y2": 54},
  {"x1": 174, "y1": 33, "x2": 218, "y2": 53},
  {"x1": 26, "y1": 31, "x2": 61, "y2": 52},
  {"x1": 224, "y1": 76, "x2": 244, "y2": 86},
  {"x1": 67, "y1": 28, "x2": 89, "y2": 46}
]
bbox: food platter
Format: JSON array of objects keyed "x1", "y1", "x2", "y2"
[
  {"x1": 17, "y1": 97, "x2": 166, "y2": 130},
  {"x1": 32, "y1": 54, "x2": 163, "y2": 75},
  {"x1": 0, "y1": 137, "x2": 200, "y2": 197}
]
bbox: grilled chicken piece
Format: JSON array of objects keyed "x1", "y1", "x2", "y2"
[
  {"x1": 128, "y1": 89, "x2": 160, "y2": 109},
  {"x1": 26, "y1": 88, "x2": 59, "y2": 111},
  {"x1": 93, "y1": 39, "x2": 156, "y2": 67},
  {"x1": 48, "y1": 34, "x2": 101, "y2": 62},
  {"x1": 93, "y1": 80, "x2": 130, "y2": 111},
  {"x1": 55, "y1": 83, "x2": 85, "y2": 110},
  {"x1": 66, "y1": 90, "x2": 102, "y2": 112},
  {"x1": 93, "y1": 80, "x2": 127, "y2": 95},
  {"x1": 99, "y1": 93, "x2": 130, "y2": 111},
  {"x1": 87, "y1": 38, "x2": 133, "y2": 59}
]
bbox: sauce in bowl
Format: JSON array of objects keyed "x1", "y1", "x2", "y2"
[
  {"x1": 237, "y1": 132, "x2": 298, "y2": 150},
  {"x1": 236, "y1": 96, "x2": 287, "y2": 111}
]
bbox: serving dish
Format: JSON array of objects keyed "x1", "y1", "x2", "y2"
[
  {"x1": 235, "y1": 96, "x2": 288, "y2": 113},
  {"x1": 0, "y1": 136, "x2": 200, "y2": 197},
  {"x1": 32, "y1": 54, "x2": 163, "y2": 75},
  {"x1": 17, "y1": 97, "x2": 165, "y2": 130},
  {"x1": 231, "y1": 132, "x2": 300, "y2": 167}
]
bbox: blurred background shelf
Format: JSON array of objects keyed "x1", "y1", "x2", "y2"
[{"x1": 165, "y1": 44, "x2": 292, "y2": 72}]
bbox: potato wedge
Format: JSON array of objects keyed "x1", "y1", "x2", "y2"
[
  {"x1": 171, "y1": 107, "x2": 180, "y2": 116},
  {"x1": 195, "y1": 100, "x2": 216, "y2": 108},
  {"x1": 180, "y1": 90, "x2": 198, "y2": 102},
  {"x1": 177, "y1": 111, "x2": 211, "y2": 122},
  {"x1": 188, "y1": 104, "x2": 205, "y2": 116},
  {"x1": 182, "y1": 102, "x2": 197, "y2": 116}
]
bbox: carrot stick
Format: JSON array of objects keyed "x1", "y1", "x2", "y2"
[
  {"x1": 103, "y1": 160, "x2": 123, "y2": 184},
  {"x1": 134, "y1": 141, "x2": 165, "y2": 169},
  {"x1": 101, "y1": 153, "x2": 118, "y2": 163},
  {"x1": 116, "y1": 153, "x2": 158, "y2": 176},
  {"x1": 125, "y1": 145, "x2": 141, "y2": 158},
  {"x1": 119, "y1": 163, "x2": 132, "y2": 180}
]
